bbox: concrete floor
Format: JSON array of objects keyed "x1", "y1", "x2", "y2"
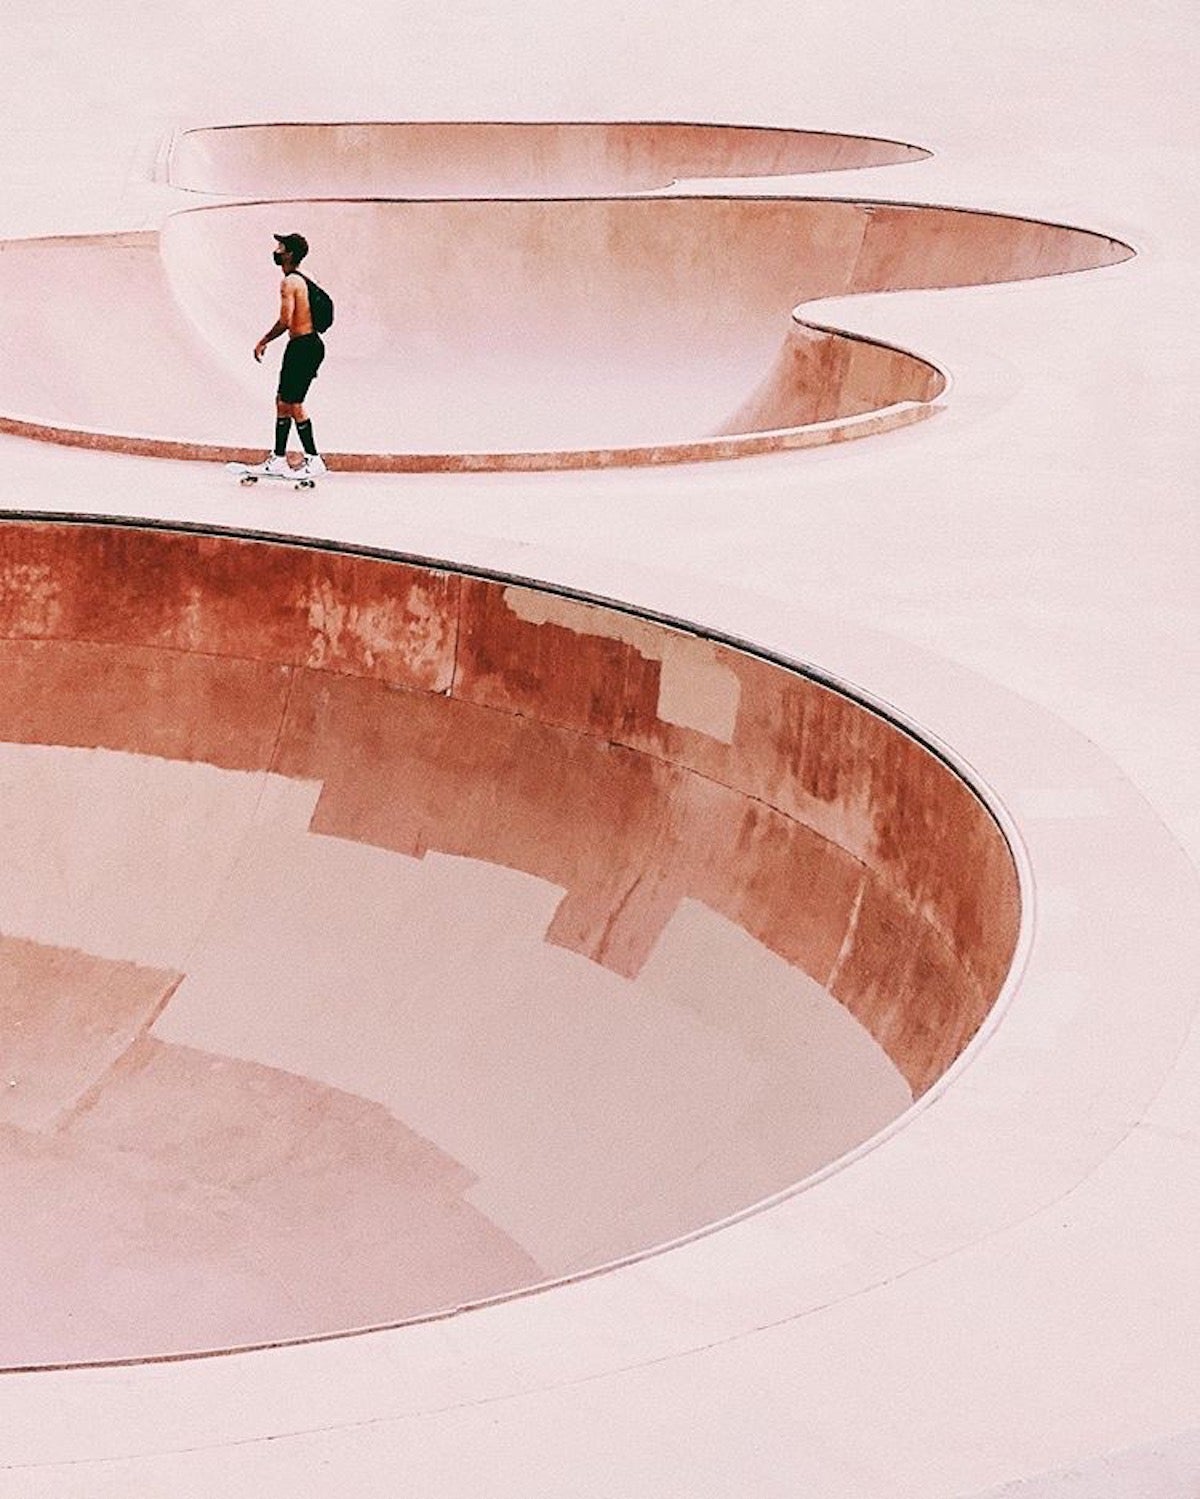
[{"x1": 0, "y1": 0, "x2": 1197, "y2": 1494}]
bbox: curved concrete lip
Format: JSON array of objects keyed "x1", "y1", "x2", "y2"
[
  {"x1": 0, "y1": 196, "x2": 1129, "y2": 472},
  {"x1": 166, "y1": 120, "x2": 932, "y2": 198},
  {"x1": 0, "y1": 514, "x2": 1021, "y2": 1369}
]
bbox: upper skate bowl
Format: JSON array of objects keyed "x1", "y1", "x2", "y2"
[
  {"x1": 167, "y1": 120, "x2": 930, "y2": 198},
  {"x1": 0, "y1": 196, "x2": 1131, "y2": 469},
  {"x1": 0, "y1": 517, "x2": 1020, "y2": 1367}
]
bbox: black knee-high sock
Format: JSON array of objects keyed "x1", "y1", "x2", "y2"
[
  {"x1": 274, "y1": 417, "x2": 292, "y2": 456},
  {"x1": 296, "y1": 418, "x2": 317, "y2": 456}
]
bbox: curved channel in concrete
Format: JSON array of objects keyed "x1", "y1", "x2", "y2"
[
  {"x1": 0, "y1": 196, "x2": 1130, "y2": 469},
  {"x1": 167, "y1": 120, "x2": 931, "y2": 197},
  {"x1": 0, "y1": 517, "x2": 1019, "y2": 1367}
]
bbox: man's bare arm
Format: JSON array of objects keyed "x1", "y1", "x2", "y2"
[{"x1": 254, "y1": 279, "x2": 297, "y2": 361}]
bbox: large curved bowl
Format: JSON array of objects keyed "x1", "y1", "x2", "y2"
[
  {"x1": 0, "y1": 518, "x2": 1020, "y2": 1365},
  {"x1": 0, "y1": 197, "x2": 1130, "y2": 467},
  {"x1": 168, "y1": 120, "x2": 930, "y2": 197}
]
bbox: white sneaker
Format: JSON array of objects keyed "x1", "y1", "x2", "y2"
[
  {"x1": 247, "y1": 454, "x2": 294, "y2": 476},
  {"x1": 301, "y1": 454, "x2": 327, "y2": 477}
]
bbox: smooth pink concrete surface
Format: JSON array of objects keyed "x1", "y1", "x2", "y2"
[
  {"x1": 168, "y1": 121, "x2": 930, "y2": 196},
  {"x1": 1, "y1": 1, "x2": 1198, "y2": 1494},
  {"x1": 0, "y1": 517, "x2": 1021, "y2": 1364},
  {"x1": 0, "y1": 198, "x2": 1126, "y2": 468}
]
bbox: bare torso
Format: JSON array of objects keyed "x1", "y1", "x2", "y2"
[
  {"x1": 280, "y1": 272, "x2": 314, "y2": 337},
  {"x1": 254, "y1": 255, "x2": 320, "y2": 419}
]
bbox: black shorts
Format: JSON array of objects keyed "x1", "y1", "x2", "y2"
[{"x1": 277, "y1": 333, "x2": 325, "y2": 403}]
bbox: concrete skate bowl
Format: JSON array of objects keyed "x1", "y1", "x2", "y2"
[
  {"x1": 0, "y1": 517, "x2": 1021, "y2": 1368},
  {"x1": 0, "y1": 197, "x2": 1132, "y2": 469},
  {"x1": 167, "y1": 120, "x2": 931, "y2": 198}
]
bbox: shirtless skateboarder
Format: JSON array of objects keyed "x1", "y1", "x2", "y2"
[{"x1": 248, "y1": 233, "x2": 327, "y2": 477}]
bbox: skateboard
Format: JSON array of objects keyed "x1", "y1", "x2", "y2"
[{"x1": 226, "y1": 461, "x2": 316, "y2": 490}]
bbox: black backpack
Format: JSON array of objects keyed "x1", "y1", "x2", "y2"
[{"x1": 299, "y1": 272, "x2": 335, "y2": 334}]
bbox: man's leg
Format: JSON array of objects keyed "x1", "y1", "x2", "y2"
[
  {"x1": 275, "y1": 398, "x2": 293, "y2": 457},
  {"x1": 292, "y1": 402, "x2": 319, "y2": 459}
]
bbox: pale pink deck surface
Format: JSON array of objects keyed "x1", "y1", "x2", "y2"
[{"x1": 0, "y1": 1, "x2": 1198, "y2": 1497}]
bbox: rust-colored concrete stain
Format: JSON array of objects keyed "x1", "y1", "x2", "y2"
[{"x1": 0, "y1": 521, "x2": 1020, "y2": 1363}]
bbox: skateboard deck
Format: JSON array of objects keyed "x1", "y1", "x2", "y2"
[{"x1": 226, "y1": 461, "x2": 316, "y2": 490}]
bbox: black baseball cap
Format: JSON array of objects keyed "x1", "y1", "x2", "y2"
[{"x1": 274, "y1": 232, "x2": 309, "y2": 262}]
